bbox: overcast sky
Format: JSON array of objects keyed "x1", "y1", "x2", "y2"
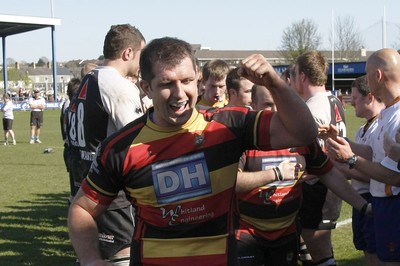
[{"x1": 1, "y1": 0, "x2": 400, "y2": 63}]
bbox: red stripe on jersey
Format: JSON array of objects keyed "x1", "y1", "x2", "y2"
[
  {"x1": 136, "y1": 188, "x2": 234, "y2": 227},
  {"x1": 141, "y1": 252, "x2": 229, "y2": 266},
  {"x1": 101, "y1": 121, "x2": 145, "y2": 167},
  {"x1": 237, "y1": 220, "x2": 297, "y2": 241},
  {"x1": 239, "y1": 184, "x2": 302, "y2": 206},
  {"x1": 78, "y1": 79, "x2": 88, "y2": 100},
  {"x1": 123, "y1": 121, "x2": 237, "y2": 174},
  {"x1": 254, "y1": 110, "x2": 273, "y2": 149},
  {"x1": 81, "y1": 179, "x2": 115, "y2": 205}
]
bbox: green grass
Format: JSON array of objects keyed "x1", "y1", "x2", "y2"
[
  {"x1": 0, "y1": 106, "x2": 367, "y2": 265},
  {"x1": 0, "y1": 109, "x2": 76, "y2": 265}
]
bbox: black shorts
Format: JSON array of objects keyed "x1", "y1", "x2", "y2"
[
  {"x1": 30, "y1": 111, "x2": 43, "y2": 127},
  {"x1": 3, "y1": 118, "x2": 13, "y2": 130},
  {"x1": 299, "y1": 181, "x2": 342, "y2": 230},
  {"x1": 69, "y1": 151, "x2": 134, "y2": 259},
  {"x1": 97, "y1": 203, "x2": 135, "y2": 259},
  {"x1": 69, "y1": 152, "x2": 91, "y2": 196},
  {"x1": 236, "y1": 230, "x2": 298, "y2": 266}
]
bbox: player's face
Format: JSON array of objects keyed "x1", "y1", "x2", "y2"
[
  {"x1": 351, "y1": 87, "x2": 369, "y2": 118},
  {"x1": 129, "y1": 41, "x2": 146, "y2": 81},
  {"x1": 142, "y1": 57, "x2": 198, "y2": 127},
  {"x1": 291, "y1": 66, "x2": 303, "y2": 96},
  {"x1": 365, "y1": 62, "x2": 381, "y2": 98},
  {"x1": 235, "y1": 79, "x2": 253, "y2": 106},
  {"x1": 203, "y1": 76, "x2": 227, "y2": 103},
  {"x1": 252, "y1": 89, "x2": 276, "y2": 111}
]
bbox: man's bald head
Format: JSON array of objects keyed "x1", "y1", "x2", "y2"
[
  {"x1": 367, "y1": 48, "x2": 400, "y2": 80},
  {"x1": 366, "y1": 48, "x2": 400, "y2": 103}
]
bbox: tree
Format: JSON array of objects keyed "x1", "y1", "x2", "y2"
[
  {"x1": 6, "y1": 57, "x2": 16, "y2": 66},
  {"x1": 330, "y1": 15, "x2": 364, "y2": 61},
  {"x1": 393, "y1": 25, "x2": 400, "y2": 51},
  {"x1": 279, "y1": 19, "x2": 322, "y2": 63},
  {"x1": 37, "y1": 56, "x2": 49, "y2": 67}
]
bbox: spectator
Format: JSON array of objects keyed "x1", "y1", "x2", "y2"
[
  {"x1": 29, "y1": 89, "x2": 46, "y2": 144},
  {"x1": 66, "y1": 24, "x2": 145, "y2": 265},
  {"x1": 68, "y1": 36, "x2": 318, "y2": 266},
  {"x1": 2, "y1": 93, "x2": 16, "y2": 145},
  {"x1": 326, "y1": 48, "x2": 400, "y2": 264}
]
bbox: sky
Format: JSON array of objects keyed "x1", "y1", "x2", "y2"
[{"x1": 1, "y1": 0, "x2": 400, "y2": 63}]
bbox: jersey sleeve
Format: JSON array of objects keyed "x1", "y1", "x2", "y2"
[
  {"x1": 291, "y1": 140, "x2": 333, "y2": 175},
  {"x1": 82, "y1": 141, "x2": 123, "y2": 206}
]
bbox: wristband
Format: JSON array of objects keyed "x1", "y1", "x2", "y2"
[{"x1": 273, "y1": 166, "x2": 284, "y2": 181}]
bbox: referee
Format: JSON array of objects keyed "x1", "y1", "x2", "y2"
[{"x1": 29, "y1": 89, "x2": 46, "y2": 144}]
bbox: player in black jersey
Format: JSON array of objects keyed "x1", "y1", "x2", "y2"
[{"x1": 67, "y1": 24, "x2": 145, "y2": 265}]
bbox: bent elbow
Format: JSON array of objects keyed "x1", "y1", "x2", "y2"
[{"x1": 299, "y1": 124, "x2": 318, "y2": 144}]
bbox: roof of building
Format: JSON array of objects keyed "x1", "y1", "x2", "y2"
[{"x1": 0, "y1": 14, "x2": 60, "y2": 37}]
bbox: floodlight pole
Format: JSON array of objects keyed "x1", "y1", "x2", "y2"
[
  {"x1": 331, "y1": 9, "x2": 335, "y2": 91},
  {"x1": 2, "y1": 37, "x2": 8, "y2": 94},
  {"x1": 382, "y1": 5, "x2": 386, "y2": 48}
]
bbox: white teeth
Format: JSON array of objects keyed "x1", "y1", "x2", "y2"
[
  {"x1": 171, "y1": 101, "x2": 187, "y2": 108},
  {"x1": 214, "y1": 96, "x2": 222, "y2": 102}
]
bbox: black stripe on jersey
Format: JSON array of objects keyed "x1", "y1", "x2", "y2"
[
  {"x1": 99, "y1": 115, "x2": 147, "y2": 182},
  {"x1": 238, "y1": 198, "x2": 301, "y2": 219},
  {"x1": 141, "y1": 213, "x2": 229, "y2": 239}
]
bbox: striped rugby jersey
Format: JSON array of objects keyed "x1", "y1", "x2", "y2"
[
  {"x1": 237, "y1": 141, "x2": 333, "y2": 241},
  {"x1": 82, "y1": 105, "x2": 274, "y2": 265}
]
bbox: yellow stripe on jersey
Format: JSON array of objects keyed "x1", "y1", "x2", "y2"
[
  {"x1": 126, "y1": 164, "x2": 237, "y2": 206},
  {"x1": 142, "y1": 234, "x2": 228, "y2": 258},
  {"x1": 132, "y1": 110, "x2": 210, "y2": 144},
  {"x1": 240, "y1": 212, "x2": 298, "y2": 231}
]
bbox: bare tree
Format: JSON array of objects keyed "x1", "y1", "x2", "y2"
[
  {"x1": 330, "y1": 15, "x2": 364, "y2": 61},
  {"x1": 393, "y1": 25, "x2": 400, "y2": 51},
  {"x1": 279, "y1": 19, "x2": 322, "y2": 63}
]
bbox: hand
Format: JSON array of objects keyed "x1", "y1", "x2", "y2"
[
  {"x1": 319, "y1": 124, "x2": 339, "y2": 141},
  {"x1": 277, "y1": 160, "x2": 302, "y2": 180},
  {"x1": 325, "y1": 136, "x2": 354, "y2": 162},
  {"x1": 238, "y1": 54, "x2": 280, "y2": 88}
]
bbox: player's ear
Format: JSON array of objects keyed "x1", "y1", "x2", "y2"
[
  {"x1": 140, "y1": 80, "x2": 152, "y2": 99},
  {"x1": 122, "y1": 47, "x2": 134, "y2": 61}
]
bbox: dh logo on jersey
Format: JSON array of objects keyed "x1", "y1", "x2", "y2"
[{"x1": 152, "y1": 152, "x2": 211, "y2": 204}]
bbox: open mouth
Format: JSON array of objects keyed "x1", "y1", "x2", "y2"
[
  {"x1": 214, "y1": 96, "x2": 223, "y2": 102},
  {"x1": 170, "y1": 101, "x2": 188, "y2": 112}
]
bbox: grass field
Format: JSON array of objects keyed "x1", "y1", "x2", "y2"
[{"x1": 0, "y1": 106, "x2": 366, "y2": 265}]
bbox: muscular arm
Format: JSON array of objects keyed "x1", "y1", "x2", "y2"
[
  {"x1": 239, "y1": 54, "x2": 317, "y2": 149},
  {"x1": 354, "y1": 156, "x2": 400, "y2": 186},
  {"x1": 68, "y1": 189, "x2": 112, "y2": 266},
  {"x1": 326, "y1": 136, "x2": 400, "y2": 186},
  {"x1": 318, "y1": 167, "x2": 367, "y2": 211},
  {"x1": 333, "y1": 160, "x2": 371, "y2": 183}
]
